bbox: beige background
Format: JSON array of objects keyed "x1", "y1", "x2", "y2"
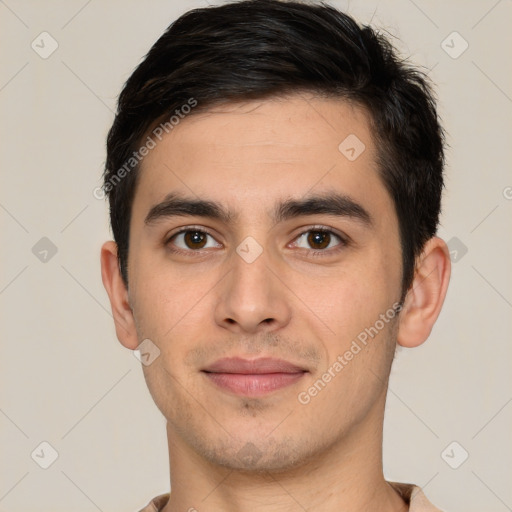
[{"x1": 1, "y1": 1, "x2": 511, "y2": 511}]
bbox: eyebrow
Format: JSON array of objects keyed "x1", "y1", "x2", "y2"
[
  {"x1": 145, "y1": 193, "x2": 235, "y2": 225},
  {"x1": 272, "y1": 192, "x2": 372, "y2": 226},
  {"x1": 144, "y1": 191, "x2": 373, "y2": 227}
]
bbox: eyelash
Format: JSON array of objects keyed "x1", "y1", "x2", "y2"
[{"x1": 164, "y1": 225, "x2": 349, "y2": 258}]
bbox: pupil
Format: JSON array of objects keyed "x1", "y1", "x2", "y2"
[
  {"x1": 308, "y1": 231, "x2": 330, "y2": 249},
  {"x1": 185, "y1": 231, "x2": 206, "y2": 249}
]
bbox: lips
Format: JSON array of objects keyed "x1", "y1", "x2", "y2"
[
  {"x1": 202, "y1": 357, "x2": 307, "y2": 397},
  {"x1": 203, "y1": 357, "x2": 306, "y2": 374}
]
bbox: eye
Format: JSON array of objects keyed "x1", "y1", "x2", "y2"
[
  {"x1": 167, "y1": 229, "x2": 221, "y2": 252},
  {"x1": 292, "y1": 228, "x2": 345, "y2": 253}
]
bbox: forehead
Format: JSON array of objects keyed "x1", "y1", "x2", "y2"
[{"x1": 131, "y1": 94, "x2": 393, "y2": 226}]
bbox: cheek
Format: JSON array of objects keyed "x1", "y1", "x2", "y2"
[
  {"x1": 295, "y1": 316, "x2": 399, "y2": 440},
  {"x1": 129, "y1": 257, "x2": 205, "y2": 339},
  {"x1": 141, "y1": 356, "x2": 192, "y2": 429},
  {"x1": 304, "y1": 255, "x2": 399, "y2": 340}
]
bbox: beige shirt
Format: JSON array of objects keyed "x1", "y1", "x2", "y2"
[{"x1": 137, "y1": 481, "x2": 443, "y2": 511}]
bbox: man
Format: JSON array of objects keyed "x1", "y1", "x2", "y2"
[{"x1": 100, "y1": 1, "x2": 451, "y2": 510}]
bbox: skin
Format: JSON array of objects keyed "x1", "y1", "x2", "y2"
[{"x1": 101, "y1": 93, "x2": 451, "y2": 511}]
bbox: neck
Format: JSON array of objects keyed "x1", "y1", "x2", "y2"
[{"x1": 162, "y1": 391, "x2": 407, "y2": 512}]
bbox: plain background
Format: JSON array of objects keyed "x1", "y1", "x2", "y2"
[{"x1": 1, "y1": 1, "x2": 511, "y2": 511}]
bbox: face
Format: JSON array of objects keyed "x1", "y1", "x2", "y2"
[{"x1": 125, "y1": 94, "x2": 403, "y2": 472}]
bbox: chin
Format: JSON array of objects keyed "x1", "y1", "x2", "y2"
[{"x1": 195, "y1": 434, "x2": 316, "y2": 475}]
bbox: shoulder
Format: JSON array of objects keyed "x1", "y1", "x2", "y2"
[
  {"x1": 388, "y1": 481, "x2": 443, "y2": 511},
  {"x1": 137, "y1": 492, "x2": 170, "y2": 512},
  {"x1": 138, "y1": 485, "x2": 443, "y2": 512}
]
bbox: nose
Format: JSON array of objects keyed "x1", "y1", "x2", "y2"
[{"x1": 214, "y1": 247, "x2": 292, "y2": 335}]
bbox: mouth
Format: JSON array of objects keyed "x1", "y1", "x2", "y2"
[{"x1": 201, "y1": 357, "x2": 308, "y2": 397}]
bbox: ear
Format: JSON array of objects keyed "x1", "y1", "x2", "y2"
[
  {"x1": 100, "y1": 241, "x2": 140, "y2": 350},
  {"x1": 397, "y1": 236, "x2": 451, "y2": 348}
]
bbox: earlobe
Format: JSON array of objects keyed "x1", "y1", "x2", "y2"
[
  {"x1": 397, "y1": 237, "x2": 451, "y2": 348},
  {"x1": 100, "y1": 241, "x2": 140, "y2": 350}
]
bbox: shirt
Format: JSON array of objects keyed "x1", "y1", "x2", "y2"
[{"x1": 137, "y1": 481, "x2": 443, "y2": 511}]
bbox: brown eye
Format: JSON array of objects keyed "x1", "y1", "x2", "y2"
[
  {"x1": 292, "y1": 229, "x2": 344, "y2": 253},
  {"x1": 307, "y1": 230, "x2": 331, "y2": 249},
  {"x1": 167, "y1": 229, "x2": 222, "y2": 252},
  {"x1": 183, "y1": 231, "x2": 207, "y2": 249}
]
